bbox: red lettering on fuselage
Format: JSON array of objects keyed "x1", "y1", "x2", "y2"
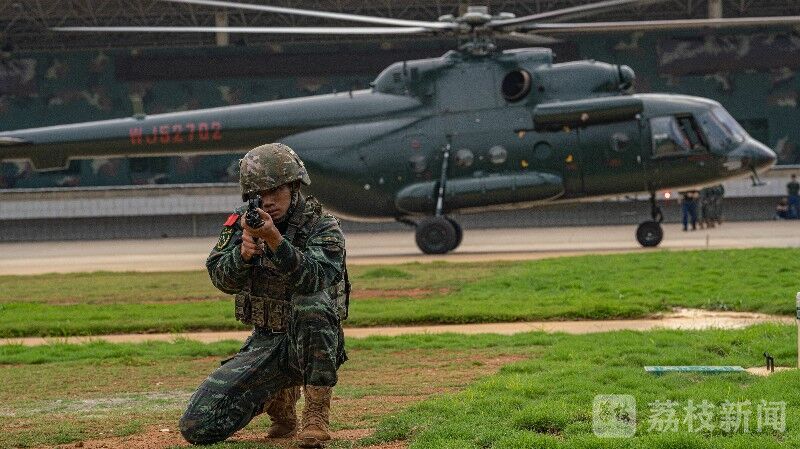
[
  {"x1": 145, "y1": 126, "x2": 158, "y2": 144},
  {"x1": 159, "y1": 125, "x2": 170, "y2": 144},
  {"x1": 172, "y1": 124, "x2": 184, "y2": 143},
  {"x1": 198, "y1": 122, "x2": 209, "y2": 141},
  {"x1": 129, "y1": 127, "x2": 143, "y2": 145},
  {"x1": 128, "y1": 121, "x2": 223, "y2": 146}
]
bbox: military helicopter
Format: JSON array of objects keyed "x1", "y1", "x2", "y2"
[{"x1": 0, "y1": 0, "x2": 784, "y2": 253}]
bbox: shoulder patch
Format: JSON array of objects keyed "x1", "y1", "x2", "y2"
[
  {"x1": 224, "y1": 213, "x2": 240, "y2": 227},
  {"x1": 215, "y1": 226, "x2": 235, "y2": 250}
]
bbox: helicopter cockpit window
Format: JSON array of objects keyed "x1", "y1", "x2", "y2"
[
  {"x1": 650, "y1": 116, "x2": 691, "y2": 158},
  {"x1": 698, "y1": 107, "x2": 747, "y2": 152}
]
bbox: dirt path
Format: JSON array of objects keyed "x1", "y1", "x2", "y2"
[
  {"x1": 3, "y1": 308, "x2": 792, "y2": 347},
  {"x1": 23, "y1": 350, "x2": 522, "y2": 449},
  {"x1": 44, "y1": 426, "x2": 404, "y2": 449}
]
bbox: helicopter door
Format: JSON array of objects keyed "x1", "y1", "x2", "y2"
[{"x1": 578, "y1": 121, "x2": 645, "y2": 195}]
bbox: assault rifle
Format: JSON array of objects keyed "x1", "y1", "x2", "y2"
[{"x1": 243, "y1": 192, "x2": 265, "y2": 265}]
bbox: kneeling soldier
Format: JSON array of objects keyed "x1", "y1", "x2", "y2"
[{"x1": 179, "y1": 143, "x2": 349, "y2": 448}]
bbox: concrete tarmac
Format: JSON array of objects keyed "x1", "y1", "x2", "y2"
[{"x1": 1, "y1": 220, "x2": 798, "y2": 275}]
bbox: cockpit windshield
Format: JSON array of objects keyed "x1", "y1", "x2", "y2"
[{"x1": 698, "y1": 107, "x2": 747, "y2": 151}]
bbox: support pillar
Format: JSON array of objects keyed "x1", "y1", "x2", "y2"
[
  {"x1": 215, "y1": 11, "x2": 229, "y2": 47},
  {"x1": 708, "y1": 0, "x2": 722, "y2": 18}
]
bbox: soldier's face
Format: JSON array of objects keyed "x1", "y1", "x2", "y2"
[{"x1": 258, "y1": 184, "x2": 292, "y2": 221}]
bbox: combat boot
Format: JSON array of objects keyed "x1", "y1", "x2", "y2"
[
  {"x1": 298, "y1": 385, "x2": 332, "y2": 448},
  {"x1": 265, "y1": 386, "x2": 300, "y2": 438}
]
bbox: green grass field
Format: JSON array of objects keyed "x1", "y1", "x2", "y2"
[
  {"x1": 3, "y1": 248, "x2": 800, "y2": 448},
  {"x1": 1, "y1": 325, "x2": 798, "y2": 448},
  {"x1": 369, "y1": 324, "x2": 800, "y2": 449},
  {"x1": 1, "y1": 248, "x2": 798, "y2": 337}
]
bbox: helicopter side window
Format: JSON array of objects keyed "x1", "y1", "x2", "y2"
[
  {"x1": 455, "y1": 149, "x2": 474, "y2": 168},
  {"x1": 488, "y1": 146, "x2": 508, "y2": 164},
  {"x1": 650, "y1": 116, "x2": 691, "y2": 158},
  {"x1": 676, "y1": 115, "x2": 707, "y2": 153}
]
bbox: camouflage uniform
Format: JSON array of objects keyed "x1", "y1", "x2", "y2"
[{"x1": 179, "y1": 144, "x2": 347, "y2": 445}]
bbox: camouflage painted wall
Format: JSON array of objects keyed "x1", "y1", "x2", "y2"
[{"x1": 1, "y1": 30, "x2": 798, "y2": 189}]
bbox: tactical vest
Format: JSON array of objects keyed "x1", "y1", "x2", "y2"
[{"x1": 234, "y1": 195, "x2": 350, "y2": 331}]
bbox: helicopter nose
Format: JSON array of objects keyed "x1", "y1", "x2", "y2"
[
  {"x1": 729, "y1": 139, "x2": 777, "y2": 173},
  {"x1": 747, "y1": 140, "x2": 777, "y2": 171}
]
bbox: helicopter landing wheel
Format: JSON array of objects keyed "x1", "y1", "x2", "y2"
[
  {"x1": 636, "y1": 221, "x2": 663, "y2": 248},
  {"x1": 445, "y1": 217, "x2": 463, "y2": 251},
  {"x1": 415, "y1": 216, "x2": 458, "y2": 254}
]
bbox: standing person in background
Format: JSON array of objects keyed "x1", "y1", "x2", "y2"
[
  {"x1": 788, "y1": 174, "x2": 800, "y2": 219},
  {"x1": 699, "y1": 187, "x2": 714, "y2": 229},
  {"x1": 700, "y1": 184, "x2": 725, "y2": 227},
  {"x1": 712, "y1": 184, "x2": 725, "y2": 226},
  {"x1": 681, "y1": 191, "x2": 699, "y2": 231}
]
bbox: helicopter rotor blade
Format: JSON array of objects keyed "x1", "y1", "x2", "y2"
[
  {"x1": 158, "y1": 0, "x2": 456, "y2": 30},
  {"x1": 497, "y1": 32, "x2": 563, "y2": 46},
  {"x1": 521, "y1": 16, "x2": 800, "y2": 33},
  {"x1": 51, "y1": 26, "x2": 433, "y2": 35},
  {"x1": 490, "y1": 0, "x2": 665, "y2": 28}
]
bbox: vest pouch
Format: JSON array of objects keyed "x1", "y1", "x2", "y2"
[
  {"x1": 267, "y1": 299, "x2": 291, "y2": 332},
  {"x1": 234, "y1": 292, "x2": 252, "y2": 325},
  {"x1": 250, "y1": 295, "x2": 291, "y2": 332},
  {"x1": 250, "y1": 296, "x2": 266, "y2": 327}
]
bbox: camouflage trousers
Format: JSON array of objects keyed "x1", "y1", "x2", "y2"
[{"x1": 179, "y1": 291, "x2": 347, "y2": 445}]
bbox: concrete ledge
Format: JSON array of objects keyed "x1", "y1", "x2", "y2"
[{"x1": 0, "y1": 196, "x2": 782, "y2": 241}]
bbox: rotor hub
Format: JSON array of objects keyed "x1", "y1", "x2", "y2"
[
  {"x1": 439, "y1": 6, "x2": 516, "y2": 32},
  {"x1": 459, "y1": 6, "x2": 492, "y2": 26}
]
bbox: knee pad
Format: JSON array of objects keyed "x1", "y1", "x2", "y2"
[
  {"x1": 178, "y1": 390, "x2": 250, "y2": 445},
  {"x1": 179, "y1": 414, "x2": 224, "y2": 445}
]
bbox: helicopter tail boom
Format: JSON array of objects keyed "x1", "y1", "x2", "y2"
[{"x1": 0, "y1": 90, "x2": 422, "y2": 171}]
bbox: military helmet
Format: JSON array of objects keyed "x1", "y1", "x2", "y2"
[{"x1": 239, "y1": 143, "x2": 311, "y2": 200}]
